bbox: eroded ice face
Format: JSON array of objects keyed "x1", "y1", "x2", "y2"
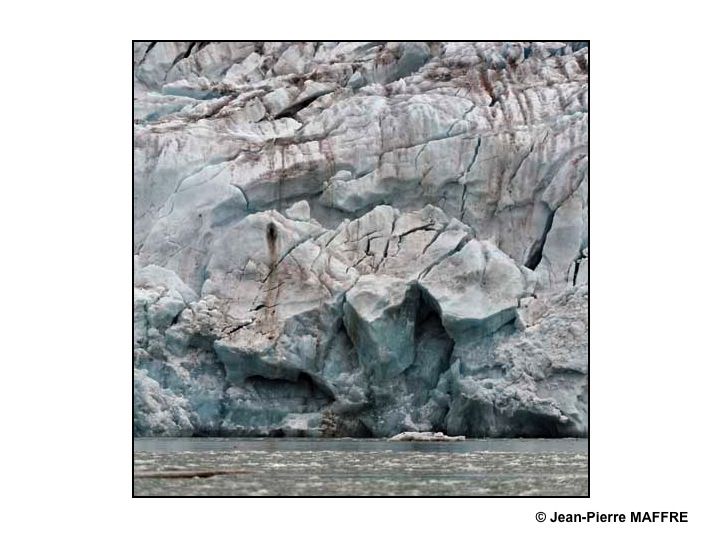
[{"x1": 133, "y1": 41, "x2": 588, "y2": 439}]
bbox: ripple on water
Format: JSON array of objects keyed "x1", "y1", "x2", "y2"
[{"x1": 134, "y1": 438, "x2": 588, "y2": 496}]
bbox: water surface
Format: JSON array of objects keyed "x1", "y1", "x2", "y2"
[{"x1": 134, "y1": 437, "x2": 588, "y2": 496}]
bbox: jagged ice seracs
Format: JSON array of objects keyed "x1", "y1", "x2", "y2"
[{"x1": 133, "y1": 41, "x2": 588, "y2": 438}]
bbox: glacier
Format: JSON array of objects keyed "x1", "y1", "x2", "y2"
[{"x1": 133, "y1": 41, "x2": 588, "y2": 438}]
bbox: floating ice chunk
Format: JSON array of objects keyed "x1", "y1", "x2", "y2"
[{"x1": 389, "y1": 431, "x2": 465, "y2": 442}]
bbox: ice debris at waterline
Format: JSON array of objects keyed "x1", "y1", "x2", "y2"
[
  {"x1": 390, "y1": 432, "x2": 466, "y2": 442},
  {"x1": 133, "y1": 469, "x2": 248, "y2": 479},
  {"x1": 134, "y1": 41, "x2": 588, "y2": 438}
]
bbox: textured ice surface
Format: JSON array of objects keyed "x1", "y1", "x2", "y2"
[{"x1": 134, "y1": 41, "x2": 588, "y2": 438}]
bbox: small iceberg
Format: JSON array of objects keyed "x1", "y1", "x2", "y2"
[{"x1": 389, "y1": 431, "x2": 466, "y2": 442}]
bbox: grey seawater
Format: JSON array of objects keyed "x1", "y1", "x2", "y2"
[{"x1": 134, "y1": 438, "x2": 588, "y2": 496}]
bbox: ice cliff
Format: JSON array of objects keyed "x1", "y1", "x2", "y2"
[{"x1": 133, "y1": 41, "x2": 588, "y2": 438}]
